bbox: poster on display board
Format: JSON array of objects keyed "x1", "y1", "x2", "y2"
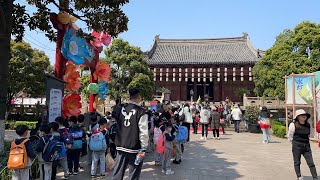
[
  {"x1": 314, "y1": 71, "x2": 320, "y2": 122},
  {"x1": 286, "y1": 75, "x2": 313, "y2": 105},
  {"x1": 48, "y1": 89, "x2": 62, "y2": 122}
]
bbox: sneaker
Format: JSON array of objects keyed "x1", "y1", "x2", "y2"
[
  {"x1": 200, "y1": 137, "x2": 204, "y2": 140},
  {"x1": 101, "y1": 174, "x2": 106, "y2": 177},
  {"x1": 161, "y1": 169, "x2": 166, "y2": 174},
  {"x1": 165, "y1": 169, "x2": 175, "y2": 175},
  {"x1": 63, "y1": 176, "x2": 69, "y2": 180},
  {"x1": 298, "y1": 177, "x2": 304, "y2": 180},
  {"x1": 217, "y1": 137, "x2": 220, "y2": 140},
  {"x1": 79, "y1": 167, "x2": 84, "y2": 172},
  {"x1": 73, "y1": 172, "x2": 78, "y2": 175},
  {"x1": 68, "y1": 172, "x2": 73, "y2": 176},
  {"x1": 91, "y1": 175, "x2": 95, "y2": 178},
  {"x1": 204, "y1": 137, "x2": 207, "y2": 140},
  {"x1": 173, "y1": 160, "x2": 180, "y2": 164}
]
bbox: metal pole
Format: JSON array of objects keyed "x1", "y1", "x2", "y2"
[{"x1": 312, "y1": 74, "x2": 317, "y2": 139}]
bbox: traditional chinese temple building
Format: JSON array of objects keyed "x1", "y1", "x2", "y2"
[{"x1": 145, "y1": 33, "x2": 264, "y2": 102}]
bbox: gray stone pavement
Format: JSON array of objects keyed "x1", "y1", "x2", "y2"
[{"x1": 54, "y1": 131, "x2": 320, "y2": 180}]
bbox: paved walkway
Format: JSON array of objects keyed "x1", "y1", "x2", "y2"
[{"x1": 57, "y1": 131, "x2": 320, "y2": 180}]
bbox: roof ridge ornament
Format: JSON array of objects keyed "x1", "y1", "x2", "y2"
[
  {"x1": 242, "y1": 32, "x2": 248, "y2": 38},
  {"x1": 155, "y1": 34, "x2": 160, "y2": 42}
]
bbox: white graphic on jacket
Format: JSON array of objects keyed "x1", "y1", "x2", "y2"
[{"x1": 121, "y1": 107, "x2": 136, "y2": 127}]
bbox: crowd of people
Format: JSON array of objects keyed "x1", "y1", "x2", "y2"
[{"x1": 7, "y1": 88, "x2": 320, "y2": 180}]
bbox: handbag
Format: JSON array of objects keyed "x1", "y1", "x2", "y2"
[
  {"x1": 220, "y1": 119, "x2": 225, "y2": 124},
  {"x1": 106, "y1": 153, "x2": 115, "y2": 171}
]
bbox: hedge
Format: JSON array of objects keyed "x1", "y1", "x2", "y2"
[
  {"x1": 271, "y1": 120, "x2": 286, "y2": 138},
  {"x1": 5, "y1": 121, "x2": 37, "y2": 130}
]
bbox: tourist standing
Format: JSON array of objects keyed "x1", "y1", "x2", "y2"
[
  {"x1": 112, "y1": 88, "x2": 149, "y2": 180},
  {"x1": 199, "y1": 105, "x2": 210, "y2": 140},
  {"x1": 180, "y1": 103, "x2": 193, "y2": 142},
  {"x1": 231, "y1": 104, "x2": 242, "y2": 133},
  {"x1": 288, "y1": 109, "x2": 318, "y2": 180},
  {"x1": 211, "y1": 107, "x2": 221, "y2": 140},
  {"x1": 259, "y1": 106, "x2": 272, "y2": 143}
]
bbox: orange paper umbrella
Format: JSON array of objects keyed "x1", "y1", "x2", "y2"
[
  {"x1": 62, "y1": 94, "x2": 82, "y2": 118},
  {"x1": 63, "y1": 61, "x2": 81, "y2": 92},
  {"x1": 93, "y1": 62, "x2": 111, "y2": 82}
]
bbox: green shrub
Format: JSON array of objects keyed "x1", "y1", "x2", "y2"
[
  {"x1": 272, "y1": 122, "x2": 286, "y2": 138},
  {"x1": 245, "y1": 106, "x2": 260, "y2": 124},
  {"x1": 5, "y1": 121, "x2": 37, "y2": 130}
]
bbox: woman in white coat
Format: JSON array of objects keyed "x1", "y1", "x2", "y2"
[
  {"x1": 180, "y1": 103, "x2": 193, "y2": 142},
  {"x1": 200, "y1": 105, "x2": 210, "y2": 140}
]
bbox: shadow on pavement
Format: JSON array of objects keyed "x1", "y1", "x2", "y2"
[{"x1": 138, "y1": 140, "x2": 242, "y2": 180}]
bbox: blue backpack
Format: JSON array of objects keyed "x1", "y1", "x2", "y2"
[
  {"x1": 69, "y1": 126, "x2": 83, "y2": 150},
  {"x1": 42, "y1": 137, "x2": 64, "y2": 162},
  {"x1": 177, "y1": 126, "x2": 188, "y2": 143},
  {"x1": 89, "y1": 129, "x2": 106, "y2": 151}
]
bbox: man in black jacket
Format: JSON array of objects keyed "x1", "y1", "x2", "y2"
[{"x1": 112, "y1": 88, "x2": 149, "y2": 180}]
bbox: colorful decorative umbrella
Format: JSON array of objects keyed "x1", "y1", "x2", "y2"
[
  {"x1": 87, "y1": 83, "x2": 100, "y2": 94},
  {"x1": 93, "y1": 62, "x2": 111, "y2": 82},
  {"x1": 62, "y1": 94, "x2": 82, "y2": 118},
  {"x1": 63, "y1": 61, "x2": 81, "y2": 92},
  {"x1": 91, "y1": 31, "x2": 112, "y2": 52},
  {"x1": 93, "y1": 96, "x2": 105, "y2": 112},
  {"x1": 61, "y1": 29, "x2": 94, "y2": 65},
  {"x1": 98, "y1": 81, "x2": 108, "y2": 99}
]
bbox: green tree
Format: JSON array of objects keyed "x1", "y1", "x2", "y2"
[
  {"x1": 234, "y1": 88, "x2": 251, "y2": 98},
  {"x1": 104, "y1": 38, "x2": 154, "y2": 102},
  {"x1": 0, "y1": 0, "x2": 129, "y2": 154},
  {"x1": 253, "y1": 21, "x2": 320, "y2": 99},
  {"x1": 8, "y1": 41, "x2": 50, "y2": 108}
]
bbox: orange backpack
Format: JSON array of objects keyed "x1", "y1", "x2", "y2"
[{"x1": 7, "y1": 139, "x2": 29, "y2": 170}]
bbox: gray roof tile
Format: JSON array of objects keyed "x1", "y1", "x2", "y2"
[{"x1": 146, "y1": 35, "x2": 262, "y2": 65}]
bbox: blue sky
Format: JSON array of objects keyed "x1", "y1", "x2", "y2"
[{"x1": 23, "y1": 0, "x2": 320, "y2": 64}]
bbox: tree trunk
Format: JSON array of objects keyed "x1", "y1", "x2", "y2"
[{"x1": 0, "y1": 0, "x2": 14, "y2": 155}]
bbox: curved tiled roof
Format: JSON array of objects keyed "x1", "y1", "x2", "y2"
[{"x1": 146, "y1": 34, "x2": 262, "y2": 65}]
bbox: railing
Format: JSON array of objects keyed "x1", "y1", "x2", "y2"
[
  {"x1": 243, "y1": 94, "x2": 286, "y2": 109},
  {"x1": 0, "y1": 156, "x2": 39, "y2": 179}
]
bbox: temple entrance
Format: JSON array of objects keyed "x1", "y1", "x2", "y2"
[
  {"x1": 197, "y1": 79, "x2": 204, "y2": 100},
  {"x1": 206, "y1": 78, "x2": 214, "y2": 100},
  {"x1": 187, "y1": 78, "x2": 194, "y2": 101}
]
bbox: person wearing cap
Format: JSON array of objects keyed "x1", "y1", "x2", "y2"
[
  {"x1": 288, "y1": 109, "x2": 318, "y2": 180},
  {"x1": 231, "y1": 104, "x2": 242, "y2": 133},
  {"x1": 258, "y1": 106, "x2": 272, "y2": 143}
]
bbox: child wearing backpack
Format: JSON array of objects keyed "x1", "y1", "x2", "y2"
[
  {"x1": 49, "y1": 122, "x2": 68, "y2": 180},
  {"x1": 87, "y1": 115, "x2": 100, "y2": 165},
  {"x1": 67, "y1": 116, "x2": 84, "y2": 175},
  {"x1": 36, "y1": 125, "x2": 53, "y2": 180},
  {"x1": 172, "y1": 115, "x2": 182, "y2": 165},
  {"x1": 77, "y1": 114, "x2": 88, "y2": 158},
  {"x1": 90, "y1": 118, "x2": 109, "y2": 178},
  {"x1": 9, "y1": 125, "x2": 36, "y2": 180},
  {"x1": 153, "y1": 117, "x2": 164, "y2": 166},
  {"x1": 161, "y1": 122, "x2": 176, "y2": 175}
]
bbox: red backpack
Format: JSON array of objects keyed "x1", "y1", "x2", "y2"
[
  {"x1": 316, "y1": 120, "x2": 320, "y2": 133},
  {"x1": 156, "y1": 132, "x2": 166, "y2": 154}
]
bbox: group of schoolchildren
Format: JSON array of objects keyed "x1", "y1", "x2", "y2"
[
  {"x1": 8, "y1": 113, "x2": 116, "y2": 180},
  {"x1": 150, "y1": 111, "x2": 188, "y2": 176}
]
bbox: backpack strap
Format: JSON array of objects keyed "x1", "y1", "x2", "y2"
[
  {"x1": 42, "y1": 137, "x2": 50, "y2": 154},
  {"x1": 11, "y1": 138, "x2": 29, "y2": 150}
]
